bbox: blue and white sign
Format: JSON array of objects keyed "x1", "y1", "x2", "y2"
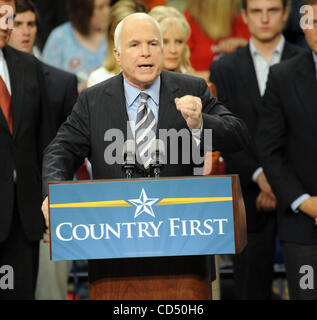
[{"x1": 49, "y1": 177, "x2": 236, "y2": 261}]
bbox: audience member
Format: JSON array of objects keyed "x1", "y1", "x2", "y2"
[
  {"x1": 149, "y1": 5, "x2": 220, "y2": 175},
  {"x1": 209, "y1": 0, "x2": 302, "y2": 299},
  {"x1": 32, "y1": 0, "x2": 68, "y2": 51},
  {"x1": 42, "y1": 0, "x2": 110, "y2": 92},
  {"x1": 7, "y1": 0, "x2": 78, "y2": 300},
  {"x1": 0, "y1": 0, "x2": 55, "y2": 300},
  {"x1": 87, "y1": 0, "x2": 146, "y2": 87},
  {"x1": 149, "y1": 5, "x2": 192, "y2": 73},
  {"x1": 184, "y1": 0, "x2": 250, "y2": 81},
  {"x1": 257, "y1": 0, "x2": 317, "y2": 300}
]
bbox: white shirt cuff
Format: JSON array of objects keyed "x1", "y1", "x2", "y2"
[
  {"x1": 191, "y1": 123, "x2": 203, "y2": 146},
  {"x1": 252, "y1": 167, "x2": 263, "y2": 183},
  {"x1": 291, "y1": 194, "x2": 311, "y2": 213}
]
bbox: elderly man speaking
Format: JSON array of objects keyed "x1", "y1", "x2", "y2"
[{"x1": 41, "y1": 13, "x2": 249, "y2": 299}]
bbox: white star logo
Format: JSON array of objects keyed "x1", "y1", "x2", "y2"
[{"x1": 128, "y1": 188, "x2": 159, "y2": 218}]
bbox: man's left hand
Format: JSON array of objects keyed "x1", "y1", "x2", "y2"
[{"x1": 175, "y1": 95, "x2": 202, "y2": 129}]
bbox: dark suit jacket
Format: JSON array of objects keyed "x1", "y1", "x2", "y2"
[
  {"x1": 42, "y1": 70, "x2": 250, "y2": 283},
  {"x1": 0, "y1": 46, "x2": 55, "y2": 244},
  {"x1": 41, "y1": 63, "x2": 78, "y2": 130},
  {"x1": 209, "y1": 42, "x2": 301, "y2": 232},
  {"x1": 257, "y1": 50, "x2": 317, "y2": 245},
  {"x1": 43, "y1": 70, "x2": 249, "y2": 184}
]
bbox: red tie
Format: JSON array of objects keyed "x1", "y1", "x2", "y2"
[
  {"x1": 0, "y1": 76, "x2": 12, "y2": 134},
  {"x1": 76, "y1": 161, "x2": 90, "y2": 180}
]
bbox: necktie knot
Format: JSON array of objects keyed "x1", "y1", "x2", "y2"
[{"x1": 140, "y1": 92, "x2": 149, "y2": 104}]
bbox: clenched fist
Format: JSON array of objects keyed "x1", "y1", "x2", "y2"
[{"x1": 175, "y1": 95, "x2": 202, "y2": 129}]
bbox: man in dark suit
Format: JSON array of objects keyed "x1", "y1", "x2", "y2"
[
  {"x1": 209, "y1": 0, "x2": 302, "y2": 299},
  {"x1": 257, "y1": 0, "x2": 317, "y2": 300},
  {"x1": 0, "y1": 0, "x2": 54, "y2": 299},
  {"x1": 7, "y1": 0, "x2": 78, "y2": 129},
  {"x1": 41, "y1": 13, "x2": 249, "y2": 299},
  {"x1": 7, "y1": 0, "x2": 78, "y2": 299}
]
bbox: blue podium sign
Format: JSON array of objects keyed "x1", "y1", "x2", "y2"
[{"x1": 48, "y1": 176, "x2": 238, "y2": 261}]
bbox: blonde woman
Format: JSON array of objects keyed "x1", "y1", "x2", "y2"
[
  {"x1": 150, "y1": 5, "x2": 220, "y2": 175},
  {"x1": 87, "y1": 0, "x2": 146, "y2": 87},
  {"x1": 184, "y1": 0, "x2": 250, "y2": 76},
  {"x1": 149, "y1": 6, "x2": 193, "y2": 74}
]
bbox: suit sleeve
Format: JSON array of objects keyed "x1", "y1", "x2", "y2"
[
  {"x1": 199, "y1": 76, "x2": 251, "y2": 153},
  {"x1": 37, "y1": 60, "x2": 56, "y2": 164},
  {"x1": 257, "y1": 67, "x2": 307, "y2": 211},
  {"x1": 61, "y1": 74, "x2": 78, "y2": 126},
  {"x1": 42, "y1": 90, "x2": 91, "y2": 195}
]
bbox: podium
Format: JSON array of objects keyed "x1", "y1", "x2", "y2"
[{"x1": 48, "y1": 175, "x2": 246, "y2": 300}]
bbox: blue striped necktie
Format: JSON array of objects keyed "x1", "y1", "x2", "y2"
[{"x1": 135, "y1": 92, "x2": 156, "y2": 168}]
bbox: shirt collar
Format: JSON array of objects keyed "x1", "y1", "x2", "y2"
[
  {"x1": 312, "y1": 51, "x2": 317, "y2": 74},
  {"x1": 249, "y1": 35, "x2": 285, "y2": 58},
  {"x1": 0, "y1": 49, "x2": 4, "y2": 61},
  {"x1": 124, "y1": 76, "x2": 161, "y2": 107}
]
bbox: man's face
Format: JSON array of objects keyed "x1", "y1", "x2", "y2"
[
  {"x1": 114, "y1": 16, "x2": 164, "y2": 90},
  {"x1": 8, "y1": 10, "x2": 37, "y2": 54},
  {"x1": 242, "y1": 0, "x2": 288, "y2": 43},
  {"x1": 302, "y1": 4, "x2": 317, "y2": 53},
  {"x1": 0, "y1": 0, "x2": 15, "y2": 49}
]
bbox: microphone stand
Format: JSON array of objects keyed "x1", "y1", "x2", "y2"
[
  {"x1": 122, "y1": 163, "x2": 135, "y2": 179},
  {"x1": 150, "y1": 151, "x2": 164, "y2": 178}
]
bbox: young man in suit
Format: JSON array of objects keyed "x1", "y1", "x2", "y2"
[
  {"x1": 0, "y1": 0, "x2": 54, "y2": 299},
  {"x1": 209, "y1": 0, "x2": 302, "y2": 299},
  {"x1": 7, "y1": 0, "x2": 78, "y2": 300},
  {"x1": 257, "y1": 0, "x2": 317, "y2": 300},
  {"x1": 41, "y1": 13, "x2": 250, "y2": 299}
]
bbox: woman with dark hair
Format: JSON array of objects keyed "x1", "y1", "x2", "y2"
[{"x1": 42, "y1": 0, "x2": 110, "y2": 92}]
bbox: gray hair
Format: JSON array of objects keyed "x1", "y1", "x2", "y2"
[{"x1": 114, "y1": 13, "x2": 163, "y2": 53}]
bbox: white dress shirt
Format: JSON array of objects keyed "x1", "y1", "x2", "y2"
[
  {"x1": 249, "y1": 36, "x2": 285, "y2": 183},
  {"x1": 0, "y1": 49, "x2": 11, "y2": 95},
  {"x1": 249, "y1": 35, "x2": 285, "y2": 96}
]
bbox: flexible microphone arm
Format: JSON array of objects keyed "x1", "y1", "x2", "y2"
[
  {"x1": 122, "y1": 140, "x2": 136, "y2": 179},
  {"x1": 150, "y1": 139, "x2": 165, "y2": 178}
]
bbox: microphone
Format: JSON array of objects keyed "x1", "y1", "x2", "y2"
[
  {"x1": 150, "y1": 139, "x2": 165, "y2": 178},
  {"x1": 122, "y1": 140, "x2": 136, "y2": 179}
]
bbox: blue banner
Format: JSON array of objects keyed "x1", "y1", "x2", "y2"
[{"x1": 49, "y1": 177, "x2": 236, "y2": 261}]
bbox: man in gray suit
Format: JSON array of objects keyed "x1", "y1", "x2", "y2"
[{"x1": 41, "y1": 13, "x2": 249, "y2": 299}]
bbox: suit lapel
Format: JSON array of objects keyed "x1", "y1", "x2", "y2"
[
  {"x1": 281, "y1": 42, "x2": 300, "y2": 61},
  {"x1": 237, "y1": 46, "x2": 262, "y2": 111},
  {"x1": 3, "y1": 46, "x2": 24, "y2": 139},
  {"x1": 294, "y1": 51, "x2": 317, "y2": 127},
  {"x1": 103, "y1": 73, "x2": 130, "y2": 140},
  {"x1": 238, "y1": 42, "x2": 300, "y2": 113},
  {"x1": 157, "y1": 71, "x2": 180, "y2": 133}
]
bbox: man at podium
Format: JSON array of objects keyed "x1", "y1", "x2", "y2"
[{"x1": 41, "y1": 13, "x2": 249, "y2": 299}]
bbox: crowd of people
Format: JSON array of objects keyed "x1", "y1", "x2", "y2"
[{"x1": 0, "y1": 0, "x2": 316, "y2": 301}]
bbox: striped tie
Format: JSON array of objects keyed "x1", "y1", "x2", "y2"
[{"x1": 135, "y1": 92, "x2": 156, "y2": 169}]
